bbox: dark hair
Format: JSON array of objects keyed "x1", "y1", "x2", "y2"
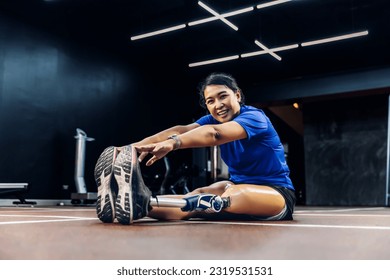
[{"x1": 197, "y1": 72, "x2": 245, "y2": 109}]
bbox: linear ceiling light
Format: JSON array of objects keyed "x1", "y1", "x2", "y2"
[
  {"x1": 188, "y1": 6, "x2": 254, "y2": 26},
  {"x1": 197, "y1": 1, "x2": 239, "y2": 31},
  {"x1": 254, "y1": 40, "x2": 282, "y2": 61},
  {"x1": 257, "y1": 0, "x2": 292, "y2": 9},
  {"x1": 130, "y1": 24, "x2": 187, "y2": 41},
  {"x1": 130, "y1": 0, "x2": 292, "y2": 41},
  {"x1": 189, "y1": 55, "x2": 239, "y2": 67},
  {"x1": 301, "y1": 30, "x2": 369, "y2": 47},
  {"x1": 241, "y1": 43, "x2": 299, "y2": 58}
]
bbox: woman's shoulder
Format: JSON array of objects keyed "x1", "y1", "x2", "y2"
[
  {"x1": 196, "y1": 113, "x2": 219, "y2": 125},
  {"x1": 241, "y1": 105, "x2": 263, "y2": 114},
  {"x1": 238, "y1": 105, "x2": 266, "y2": 120}
]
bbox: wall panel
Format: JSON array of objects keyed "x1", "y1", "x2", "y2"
[{"x1": 304, "y1": 94, "x2": 387, "y2": 205}]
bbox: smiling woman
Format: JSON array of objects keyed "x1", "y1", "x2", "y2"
[{"x1": 94, "y1": 72, "x2": 296, "y2": 225}]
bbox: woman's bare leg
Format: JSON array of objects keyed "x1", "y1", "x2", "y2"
[{"x1": 222, "y1": 184, "x2": 285, "y2": 217}]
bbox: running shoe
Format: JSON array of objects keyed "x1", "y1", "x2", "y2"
[
  {"x1": 94, "y1": 146, "x2": 118, "y2": 223},
  {"x1": 114, "y1": 145, "x2": 152, "y2": 225}
]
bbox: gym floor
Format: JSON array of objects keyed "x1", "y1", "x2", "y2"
[{"x1": 1, "y1": 205, "x2": 389, "y2": 260}]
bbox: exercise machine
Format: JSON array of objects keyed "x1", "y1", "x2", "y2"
[
  {"x1": 0, "y1": 183, "x2": 36, "y2": 205},
  {"x1": 71, "y1": 128, "x2": 97, "y2": 204}
]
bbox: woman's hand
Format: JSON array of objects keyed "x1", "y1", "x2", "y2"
[{"x1": 135, "y1": 140, "x2": 175, "y2": 166}]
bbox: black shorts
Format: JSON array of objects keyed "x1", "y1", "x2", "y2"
[
  {"x1": 260, "y1": 185, "x2": 296, "y2": 221},
  {"x1": 230, "y1": 184, "x2": 296, "y2": 221}
]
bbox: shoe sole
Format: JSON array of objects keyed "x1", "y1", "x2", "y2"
[
  {"x1": 114, "y1": 145, "x2": 137, "y2": 225},
  {"x1": 115, "y1": 145, "x2": 153, "y2": 225},
  {"x1": 94, "y1": 146, "x2": 117, "y2": 223}
]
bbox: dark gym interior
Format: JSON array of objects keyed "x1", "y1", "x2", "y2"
[{"x1": 1, "y1": 0, "x2": 390, "y2": 206}]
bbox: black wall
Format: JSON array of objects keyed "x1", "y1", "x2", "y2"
[
  {"x1": 303, "y1": 94, "x2": 388, "y2": 206},
  {"x1": 0, "y1": 14, "x2": 196, "y2": 199}
]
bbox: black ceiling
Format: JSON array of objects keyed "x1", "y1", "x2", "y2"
[{"x1": 1, "y1": 0, "x2": 390, "y2": 86}]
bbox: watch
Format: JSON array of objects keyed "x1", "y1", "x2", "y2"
[{"x1": 167, "y1": 134, "x2": 182, "y2": 150}]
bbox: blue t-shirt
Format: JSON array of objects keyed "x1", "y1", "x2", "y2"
[{"x1": 195, "y1": 105, "x2": 294, "y2": 190}]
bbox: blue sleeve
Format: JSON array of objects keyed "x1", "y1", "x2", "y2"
[
  {"x1": 233, "y1": 110, "x2": 268, "y2": 140},
  {"x1": 195, "y1": 114, "x2": 219, "y2": 126}
]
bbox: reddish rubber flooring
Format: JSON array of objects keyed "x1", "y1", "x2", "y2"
[{"x1": 0, "y1": 205, "x2": 389, "y2": 260}]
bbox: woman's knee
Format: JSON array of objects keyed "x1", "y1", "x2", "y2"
[{"x1": 187, "y1": 180, "x2": 232, "y2": 196}]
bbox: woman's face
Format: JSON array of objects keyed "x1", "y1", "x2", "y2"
[{"x1": 204, "y1": 84, "x2": 242, "y2": 123}]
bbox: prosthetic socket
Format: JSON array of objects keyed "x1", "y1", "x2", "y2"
[{"x1": 181, "y1": 194, "x2": 230, "y2": 213}]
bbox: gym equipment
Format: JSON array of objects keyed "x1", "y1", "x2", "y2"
[
  {"x1": 143, "y1": 156, "x2": 192, "y2": 196},
  {"x1": 0, "y1": 183, "x2": 36, "y2": 205},
  {"x1": 71, "y1": 128, "x2": 97, "y2": 204}
]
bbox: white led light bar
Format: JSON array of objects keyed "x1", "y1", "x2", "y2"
[
  {"x1": 257, "y1": 0, "x2": 292, "y2": 9},
  {"x1": 131, "y1": 0, "x2": 293, "y2": 41},
  {"x1": 189, "y1": 55, "x2": 240, "y2": 67},
  {"x1": 241, "y1": 43, "x2": 299, "y2": 58},
  {"x1": 197, "y1": 1, "x2": 239, "y2": 31},
  {"x1": 301, "y1": 30, "x2": 369, "y2": 47},
  {"x1": 254, "y1": 40, "x2": 282, "y2": 61},
  {"x1": 188, "y1": 6, "x2": 254, "y2": 26},
  {"x1": 130, "y1": 24, "x2": 187, "y2": 41}
]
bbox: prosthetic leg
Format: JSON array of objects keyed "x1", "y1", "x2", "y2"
[{"x1": 150, "y1": 194, "x2": 231, "y2": 213}]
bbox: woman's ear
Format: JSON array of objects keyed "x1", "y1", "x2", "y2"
[{"x1": 235, "y1": 90, "x2": 242, "y2": 103}]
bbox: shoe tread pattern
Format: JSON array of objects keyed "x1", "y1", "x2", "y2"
[
  {"x1": 115, "y1": 145, "x2": 151, "y2": 224},
  {"x1": 94, "y1": 146, "x2": 116, "y2": 223}
]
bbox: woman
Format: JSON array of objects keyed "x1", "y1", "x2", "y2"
[{"x1": 94, "y1": 72, "x2": 296, "y2": 225}]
